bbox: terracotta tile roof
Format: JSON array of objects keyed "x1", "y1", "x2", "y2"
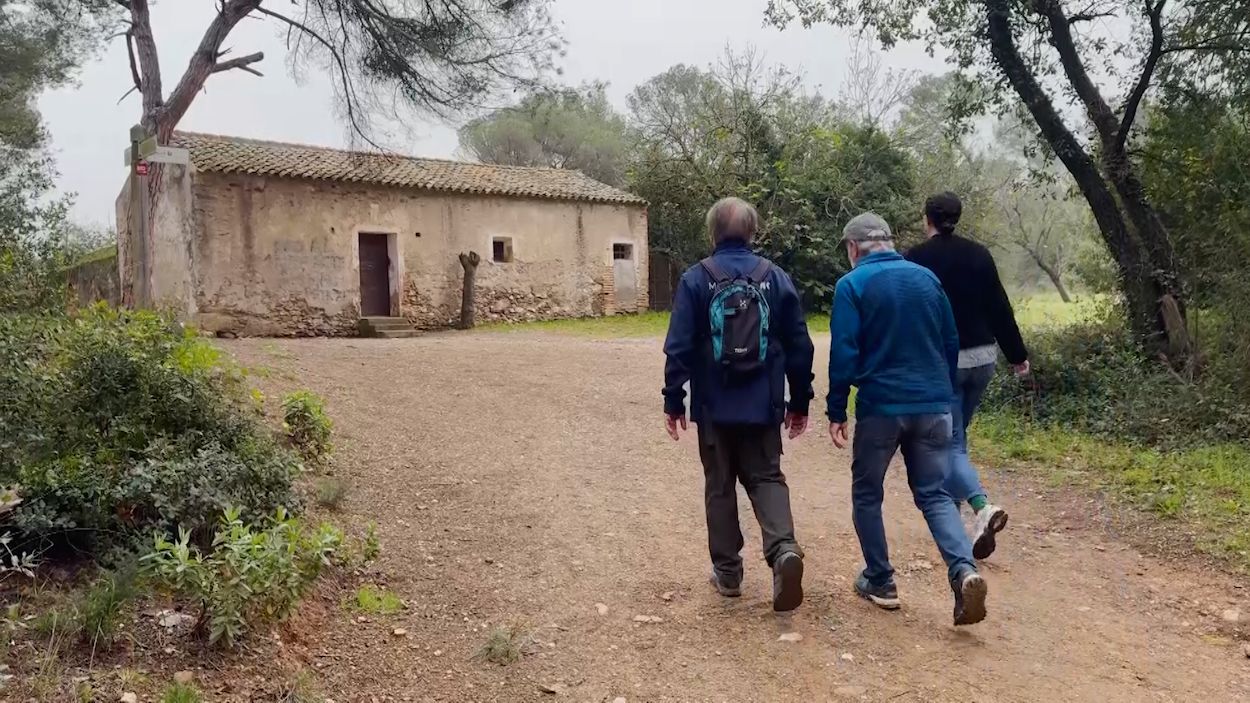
[{"x1": 171, "y1": 132, "x2": 646, "y2": 206}]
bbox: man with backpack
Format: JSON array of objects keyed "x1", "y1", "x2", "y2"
[
  {"x1": 662, "y1": 197, "x2": 816, "y2": 612},
  {"x1": 827, "y1": 212, "x2": 988, "y2": 626}
]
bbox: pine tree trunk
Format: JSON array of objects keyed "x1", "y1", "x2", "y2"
[{"x1": 458, "y1": 251, "x2": 480, "y2": 330}]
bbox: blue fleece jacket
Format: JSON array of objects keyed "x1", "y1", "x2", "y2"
[
  {"x1": 663, "y1": 240, "x2": 815, "y2": 426},
  {"x1": 826, "y1": 251, "x2": 959, "y2": 423}
]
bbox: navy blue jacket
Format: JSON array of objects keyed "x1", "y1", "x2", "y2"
[
  {"x1": 826, "y1": 251, "x2": 959, "y2": 423},
  {"x1": 663, "y1": 240, "x2": 815, "y2": 426}
]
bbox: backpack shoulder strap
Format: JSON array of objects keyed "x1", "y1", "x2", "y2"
[
  {"x1": 699, "y1": 257, "x2": 731, "y2": 284},
  {"x1": 746, "y1": 257, "x2": 773, "y2": 284}
]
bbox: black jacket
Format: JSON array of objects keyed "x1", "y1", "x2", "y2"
[{"x1": 905, "y1": 233, "x2": 1028, "y2": 365}]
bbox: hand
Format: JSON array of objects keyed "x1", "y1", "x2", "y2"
[
  {"x1": 665, "y1": 413, "x2": 688, "y2": 441},
  {"x1": 828, "y1": 421, "x2": 849, "y2": 449},
  {"x1": 784, "y1": 412, "x2": 809, "y2": 439},
  {"x1": 1012, "y1": 360, "x2": 1031, "y2": 377}
]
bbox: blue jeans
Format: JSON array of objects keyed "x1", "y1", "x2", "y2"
[
  {"x1": 851, "y1": 414, "x2": 977, "y2": 587},
  {"x1": 945, "y1": 364, "x2": 997, "y2": 504}
]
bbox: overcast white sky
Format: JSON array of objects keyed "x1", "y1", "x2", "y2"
[{"x1": 39, "y1": 0, "x2": 942, "y2": 226}]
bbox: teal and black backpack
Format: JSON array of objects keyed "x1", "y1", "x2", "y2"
[{"x1": 700, "y1": 256, "x2": 773, "y2": 377}]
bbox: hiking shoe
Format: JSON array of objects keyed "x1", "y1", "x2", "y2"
[
  {"x1": 952, "y1": 569, "x2": 988, "y2": 626},
  {"x1": 972, "y1": 505, "x2": 1010, "y2": 560},
  {"x1": 709, "y1": 572, "x2": 742, "y2": 598},
  {"x1": 854, "y1": 572, "x2": 901, "y2": 610},
  {"x1": 771, "y1": 551, "x2": 804, "y2": 612}
]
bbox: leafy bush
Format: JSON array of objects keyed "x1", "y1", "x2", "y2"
[
  {"x1": 363, "y1": 521, "x2": 381, "y2": 562},
  {"x1": 982, "y1": 311, "x2": 1250, "y2": 449},
  {"x1": 0, "y1": 306, "x2": 301, "y2": 555},
  {"x1": 144, "y1": 507, "x2": 343, "y2": 647},
  {"x1": 282, "y1": 390, "x2": 333, "y2": 465}
]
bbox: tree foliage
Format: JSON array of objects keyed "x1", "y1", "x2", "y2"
[
  {"x1": 458, "y1": 83, "x2": 630, "y2": 186},
  {"x1": 0, "y1": 0, "x2": 108, "y2": 313},
  {"x1": 625, "y1": 51, "x2": 915, "y2": 304},
  {"x1": 768, "y1": 0, "x2": 1250, "y2": 360}
]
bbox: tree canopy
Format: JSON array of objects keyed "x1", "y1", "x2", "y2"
[
  {"x1": 768, "y1": 0, "x2": 1250, "y2": 360},
  {"x1": 458, "y1": 83, "x2": 630, "y2": 186},
  {"x1": 625, "y1": 52, "x2": 915, "y2": 304}
]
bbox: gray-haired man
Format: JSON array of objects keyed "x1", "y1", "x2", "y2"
[
  {"x1": 663, "y1": 197, "x2": 816, "y2": 611},
  {"x1": 827, "y1": 213, "x2": 988, "y2": 626}
]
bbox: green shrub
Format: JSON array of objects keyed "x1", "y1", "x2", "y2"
[
  {"x1": 982, "y1": 312, "x2": 1250, "y2": 449},
  {"x1": 0, "y1": 306, "x2": 300, "y2": 556},
  {"x1": 144, "y1": 507, "x2": 343, "y2": 648},
  {"x1": 363, "y1": 521, "x2": 381, "y2": 562},
  {"x1": 282, "y1": 390, "x2": 333, "y2": 465}
]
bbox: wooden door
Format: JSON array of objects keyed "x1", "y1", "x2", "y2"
[{"x1": 358, "y1": 233, "x2": 390, "y2": 316}]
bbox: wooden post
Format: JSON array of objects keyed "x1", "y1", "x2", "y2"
[{"x1": 458, "y1": 251, "x2": 480, "y2": 330}]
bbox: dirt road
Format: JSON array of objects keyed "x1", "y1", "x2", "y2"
[{"x1": 228, "y1": 332, "x2": 1250, "y2": 703}]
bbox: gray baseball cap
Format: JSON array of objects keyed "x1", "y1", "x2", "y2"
[{"x1": 841, "y1": 213, "x2": 894, "y2": 242}]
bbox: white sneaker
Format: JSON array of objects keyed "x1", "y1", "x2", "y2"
[{"x1": 972, "y1": 504, "x2": 1009, "y2": 560}]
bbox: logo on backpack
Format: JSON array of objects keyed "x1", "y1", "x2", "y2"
[{"x1": 701, "y1": 256, "x2": 772, "y2": 376}]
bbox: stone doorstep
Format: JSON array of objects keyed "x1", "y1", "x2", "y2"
[
  {"x1": 360, "y1": 315, "x2": 410, "y2": 326},
  {"x1": 358, "y1": 316, "x2": 418, "y2": 338},
  {"x1": 374, "y1": 329, "x2": 420, "y2": 339}
]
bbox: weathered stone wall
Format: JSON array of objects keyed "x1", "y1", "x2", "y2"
[
  {"x1": 64, "y1": 249, "x2": 121, "y2": 308},
  {"x1": 185, "y1": 172, "x2": 648, "y2": 335}
]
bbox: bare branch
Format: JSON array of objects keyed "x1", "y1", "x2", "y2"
[
  {"x1": 254, "y1": 5, "x2": 379, "y2": 148},
  {"x1": 1037, "y1": 0, "x2": 1121, "y2": 144},
  {"x1": 1068, "y1": 12, "x2": 1117, "y2": 24},
  {"x1": 126, "y1": 0, "x2": 164, "y2": 125},
  {"x1": 116, "y1": 85, "x2": 139, "y2": 104},
  {"x1": 158, "y1": 0, "x2": 262, "y2": 139},
  {"x1": 1114, "y1": 1, "x2": 1167, "y2": 153},
  {"x1": 1162, "y1": 43, "x2": 1250, "y2": 55},
  {"x1": 124, "y1": 28, "x2": 142, "y2": 93},
  {"x1": 212, "y1": 51, "x2": 265, "y2": 77}
]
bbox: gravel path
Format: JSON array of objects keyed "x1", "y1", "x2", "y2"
[{"x1": 226, "y1": 333, "x2": 1250, "y2": 703}]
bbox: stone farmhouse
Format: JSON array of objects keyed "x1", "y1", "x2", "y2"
[{"x1": 116, "y1": 132, "x2": 649, "y2": 336}]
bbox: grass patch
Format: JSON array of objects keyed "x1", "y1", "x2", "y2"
[
  {"x1": 476, "y1": 623, "x2": 528, "y2": 666},
  {"x1": 1011, "y1": 291, "x2": 1105, "y2": 331},
  {"x1": 273, "y1": 671, "x2": 321, "y2": 703},
  {"x1": 973, "y1": 410, "x2": 1250, "y2": 568},
  {"x1": 476, "y1": 292, "x2": 1092, "y2": 340},
  {"x1": 485, "y1": 311, "x2": 672, "y2": 338},
  {"x1": 352, "y1": 584, "x2": 404, "y2": 615},
  {"x1": 161, "y1": 683, "x2": 203, "y2": 703}
]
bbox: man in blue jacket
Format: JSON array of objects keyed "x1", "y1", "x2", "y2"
[
  {"x1": 663, "y1": 197, "x2": 816, "y2": 612},
  {"x1": 827, "y1": 212, "x2": 988, "y2": 626}
]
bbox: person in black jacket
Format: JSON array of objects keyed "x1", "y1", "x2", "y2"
[
  {"x1": 662, "y1": 197, "x2": 816, "y2": 612},
  {"x1": 905, "y1": 192, "x2": 1030, "y2": 560}
]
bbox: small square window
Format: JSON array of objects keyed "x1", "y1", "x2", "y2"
[
  {"x1": 613, "y1": 243, "x2": 634, "y2": 260},
  {"x1": 492, "y1": 237, "x2": 514, "y2": 263}
]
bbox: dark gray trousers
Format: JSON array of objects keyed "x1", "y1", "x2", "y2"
[{"x1": 697, "y1": 423, "x2": 801, "y2": 584}]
